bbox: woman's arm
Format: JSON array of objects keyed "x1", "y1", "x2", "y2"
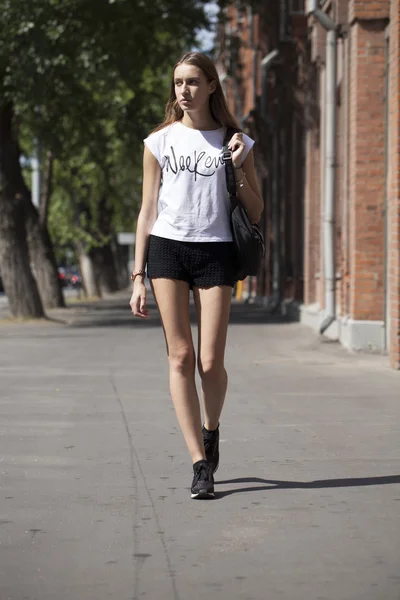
[
  {"x1": 130, "y1": 146, "x2": 161, "y2": 317},
  {"x1": 234, "y1": 149, "x2": 263, "y2": 224},
  {"x1": 133, "y1": 146, "x2": 161, "y2": 272}
]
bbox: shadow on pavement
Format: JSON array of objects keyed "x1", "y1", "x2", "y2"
[
  {"x1": 214, "y1": 474, "x2": 400, "y2": 499},
  {"x1": 67, "y1": 297, "x2": 297, "y2": 329}
]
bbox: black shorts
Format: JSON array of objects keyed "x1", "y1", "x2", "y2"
[{"x1": 147, "y1": 235, "x2": 237, "y2": 289}]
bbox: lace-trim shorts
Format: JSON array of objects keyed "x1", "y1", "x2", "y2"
[{"x1": 147, "y1": 234, "x2": 237, "y2": 289}]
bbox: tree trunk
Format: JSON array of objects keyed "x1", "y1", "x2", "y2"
[
  {"x1": 39, "y1": 150, "x2": 53, "y2": 228},
  {"x1": 0, "y1": 102, "x2": 64, "y2": 311},
  {"x1": 0, "y1": 197, "x2": 45, "y2": 318},
  {"x1": 74, "y1": 194, "x2": 121, "y2": 297},
  {"x1": 78, "y1": 247, "x2": 101, "y2": 298},
  {"x1": 26, "y1": 145, "x2": 64, "y2": 309},
  {"x1": 90, "y1": 244, "x2": 119, "y2": 295},
  {"x1": 0, "y1": 102, "x2": 44, "y2": 318},
  {"x1": 112, "y1": 236, "x2": 129, "y2": 290},
  {"x1": 90, "y1": 195, "x2": 120, "y2": 294},
  {"x1": 25, "y1": 199, "x2": 65, "y2": 309}
]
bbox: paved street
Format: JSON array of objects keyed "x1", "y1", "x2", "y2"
[{"x1": 0, "y1": 292, "x2": 399, "y2": 600}]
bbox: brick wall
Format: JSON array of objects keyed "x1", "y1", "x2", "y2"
[
  {"x1": 239, "y1": 9, "x2": 254, "y2": 118},
  {"x1": 336, "y1": 0, "x2": 349, "y2": 25},
  {"x1": 310, "y1": 16, "x2": 326, "y2": 62},
  {"x1": 217, "y1": 1, "x2": 306, "y2": 302},
  {"x1": 302, "y1": 0, "x2": 400, "y2": 366},
  {"x1": 218, "y1": 0, "x2": 399, "y2": 366},
  {"x1": 388, "y1": 0, "x2": 400, "y2": 368},
  {"x1": 348, "y1": 19, "x2": 387, "y2": 321},
  {"x1": 349, "y1": 0, "x2": 390, "y2": 22}
]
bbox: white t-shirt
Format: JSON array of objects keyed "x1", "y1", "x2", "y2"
[{"x1": 143, "y1": 122, "x2": 255, "y2": 242}]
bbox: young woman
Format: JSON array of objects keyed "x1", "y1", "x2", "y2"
[{"x1": 129, "y1": 52, "x2": 263, "y2": 499}]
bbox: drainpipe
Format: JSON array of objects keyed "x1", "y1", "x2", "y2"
[
  {"x1": 342, "y1": 35, "x2": 350, "y2": 316},
  {"x1": 307, "y1": 0, "x2": 338, "y2": 335}
]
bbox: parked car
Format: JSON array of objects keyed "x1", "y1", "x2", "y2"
[
  {"x1": 57, "y1": 266, "x2": 82, "y2": 289},
  {"x1": 57, "y1": 267, "x2": 68, "y2": 288},
  {"x1": 69, "y1": 270, "x2": 82, "y2": 289}
]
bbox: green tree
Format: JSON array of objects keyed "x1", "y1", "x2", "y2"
[{"x1": 0, "y1": 0, "x2": 208, "y2": 316}]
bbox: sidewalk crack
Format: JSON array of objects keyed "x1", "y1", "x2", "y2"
[{"x1": 110, "y1": 371, "x2": 180, "y2": 600}]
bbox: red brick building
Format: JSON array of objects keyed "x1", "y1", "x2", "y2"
[{"x1": 216, "y1": 0, "x2": 400, "y2": 369}]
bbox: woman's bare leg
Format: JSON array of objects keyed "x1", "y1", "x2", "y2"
[
  {"x1": 151, "y1": 278, "x2": 205, "y2": 464},
  {"x1": 193, "y1": 285, "x2": 232, "y2": 431}
]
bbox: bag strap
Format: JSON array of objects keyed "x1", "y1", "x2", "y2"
[{"x1": 223, "y1": 127, "x2": 241, "y2": 211}]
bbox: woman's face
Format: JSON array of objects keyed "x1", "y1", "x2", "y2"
[{"x1": 174, "y1": 63, "x2": 216, "y2": 113}]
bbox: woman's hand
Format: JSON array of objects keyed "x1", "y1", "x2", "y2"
[
  {"x1": 130, "y1": 280, "x2": 149, "y2": 318},
  {"x1": 228, "y1": 131, "x2": 246, "y2": 169}
]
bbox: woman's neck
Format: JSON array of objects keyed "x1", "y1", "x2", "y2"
[{"x1": 180, "y1": 111, "x2": 219, "y2": 131}]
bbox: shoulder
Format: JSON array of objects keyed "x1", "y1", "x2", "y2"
[
  {"x1": 144, "y1": 122, "x2": 178, "y2": 145},
  {"x1": 144, "y1": 123, "x2": 180, "y2": 165}
]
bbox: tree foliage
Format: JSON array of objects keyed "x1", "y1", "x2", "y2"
[{"x1": 0, "y1": 0, "x2": 210, "y2": 263}]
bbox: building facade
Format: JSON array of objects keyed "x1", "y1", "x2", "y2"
[{"x1": 216, "y1": 0, "x2": 400, "y2": 369}]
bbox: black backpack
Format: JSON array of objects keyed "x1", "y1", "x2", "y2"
[{"x1": 223, "y1": 128, "x2": 265, "y2": 281}]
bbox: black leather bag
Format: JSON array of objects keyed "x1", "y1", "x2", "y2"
[{"x1": 223, "y1": 128, "x2": 265, "y2": 281}]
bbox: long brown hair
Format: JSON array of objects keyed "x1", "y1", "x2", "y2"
[{"x1": 152, "y1": 52, "x2": 239, "y2": 133}]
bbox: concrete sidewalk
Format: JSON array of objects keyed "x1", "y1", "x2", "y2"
[{"x1": 0, "y1": 292, "x2": 399, "y2": 600}]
